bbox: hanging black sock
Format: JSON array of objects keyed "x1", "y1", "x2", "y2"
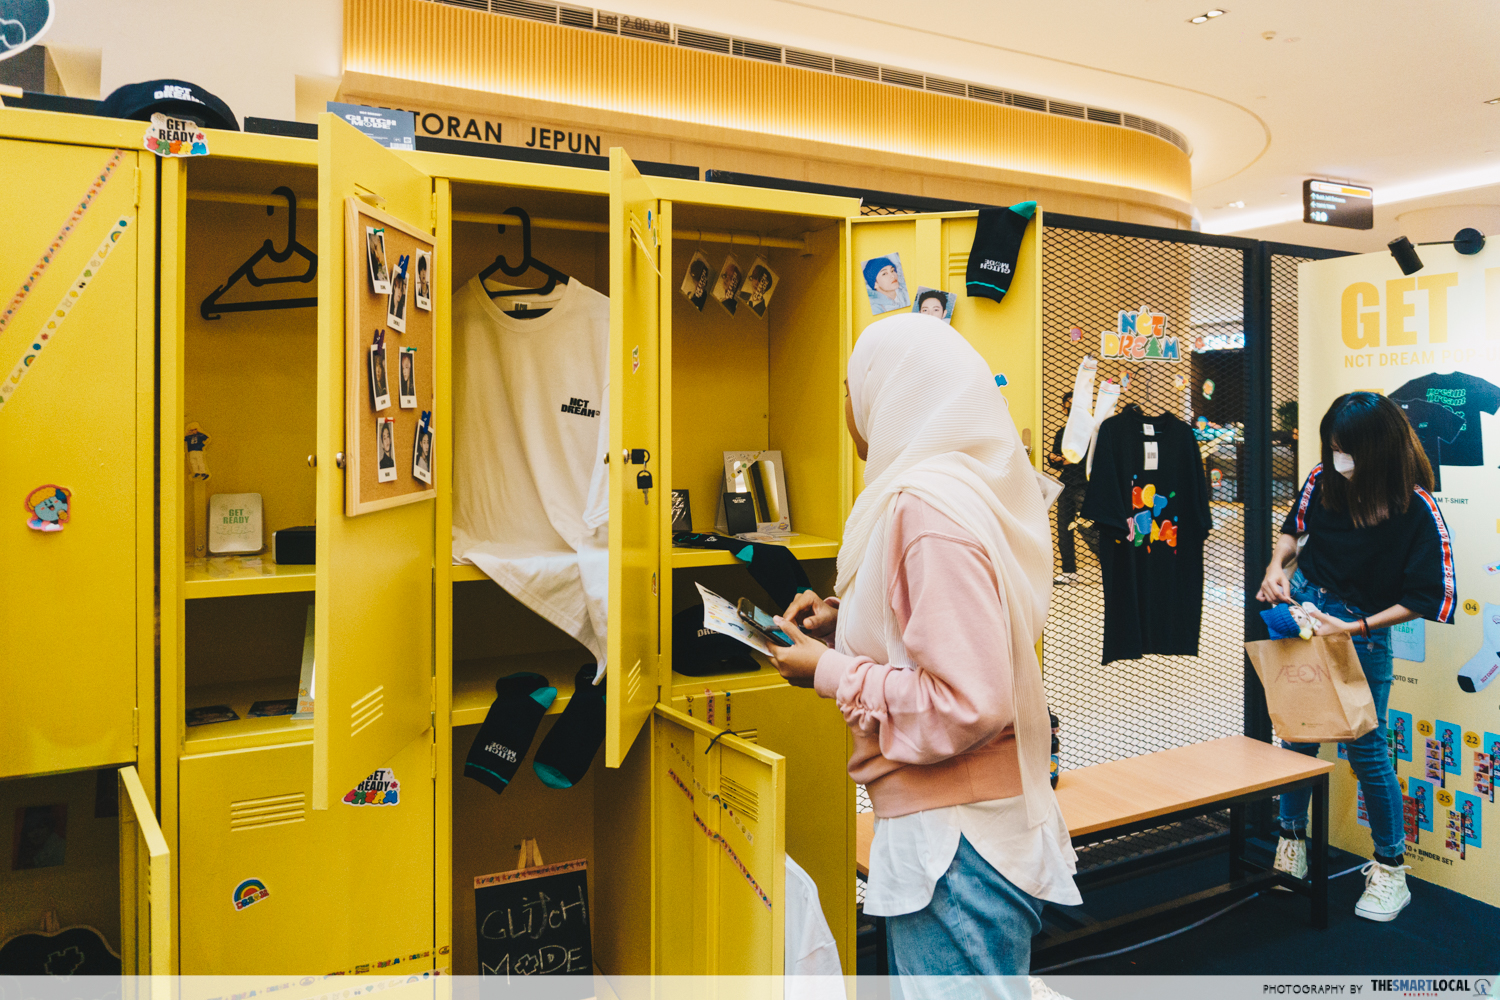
[
  {"x1": 532, "y1": 664, "x2": 606, "y2": 789},
  {"x1": 672, "y1": 532, "x2": 810, "y2": 609},
  {"x1": 464, "y1": 672, "x2": 556, "y2": 794},
  {"x1": 965, "y1": 201, "x2": 1036, "y2": 303}
]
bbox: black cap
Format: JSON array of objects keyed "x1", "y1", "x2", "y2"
[
  {"x1": 100, "y1": 80, "x2": 239, "y2": 132},
  {"x1": 672, "y1": 605, "x2": 758, "y2": 677}
]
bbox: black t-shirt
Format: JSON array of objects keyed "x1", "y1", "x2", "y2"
[
  {"x1": 1390, "y1": 372, "x2": 1500, "y2": 467},
  {"x1": 1282, "y1": 466, "x2": 1456, "y2": 623},
  {"x1": 1396, "y1": 397, "x2": 1463, "y2": 491},
  {"x1": 1051, "y1": 427, "x2": 1087, "y2": 486},
  {"x1": 1082, "y1": 411, "x2": 1212, "y2": 664}
]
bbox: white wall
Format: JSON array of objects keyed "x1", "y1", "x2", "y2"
[{"x1": 44, "y1": 0, "x2": 343, "y2": 124}]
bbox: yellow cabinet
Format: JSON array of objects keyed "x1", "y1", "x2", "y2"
[{"x1": 119, "y1": 765, "x2": 171, "y2": 976}]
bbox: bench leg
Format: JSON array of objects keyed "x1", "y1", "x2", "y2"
[
  {"x1": 1229, "y1": 801, "x2": 1245, "y2": 880},
  {"x1": 1310, "y1": 775, "x2": 1329, "y2": 928}
]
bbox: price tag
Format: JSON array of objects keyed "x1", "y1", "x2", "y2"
[{"x1": 1144, "y1": 441, "x2": 1159, "y2": 471}]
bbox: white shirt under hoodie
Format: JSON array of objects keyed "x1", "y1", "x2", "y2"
[{"x1": 452, "y1": 276, "x2": 610, "y2": 665}]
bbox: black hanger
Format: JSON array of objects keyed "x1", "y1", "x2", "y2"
[
  {"x1": 1122, "y1": 401, "x2": 1145, "y2": 416},
  {"x1": 200, "y1": 187, "x2": 318, "y2": 320},
  {"x1": 479, "y1": 207, "x2": 569, "y2": 313}
]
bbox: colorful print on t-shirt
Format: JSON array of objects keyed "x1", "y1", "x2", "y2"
[{"x1": 1128, "y1": 478, "x2": 1178, "y2": 548}]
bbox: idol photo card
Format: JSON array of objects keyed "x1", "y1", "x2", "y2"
[
  {"x1": 377, "y1": 416, "x2": 398, "y2": 482},
  {"x1": 862, "y1": 253, "x2": 909, "y2": 314},
  {"x1": 399, "y1": 346, "x2": 418, "y2": 409},
  {"x1": 387, "y1": 253, "x2": 410, "y2": 333},
  {"x1": 738, "y1": 256, "x2": 780, "y2": 318},
  {"x1": 912, "y1": 286, "x2": 956, "y2": 322},
  {"x1": 714, "y1": 253, "x2": 743, "y2": 316},
  {"x1": 414, "y1": 250, "x2": 433, "y2": 312},
  {"x1": 680, "y1": 250, "x2": 712, "y2": 311},
  {"x1": 366, "y1": 225, "x2": 391, "y2": 294},
  {"x1": 412, "y1": 410, "x2": 434, "y2": 485},
  {"x1": 369, "y1": 332, "x2": 391, "y2": 411}
]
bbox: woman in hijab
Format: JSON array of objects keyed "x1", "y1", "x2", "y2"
[{"x1": 770, "y1": 313, "x2": 1079, "y2": 995}]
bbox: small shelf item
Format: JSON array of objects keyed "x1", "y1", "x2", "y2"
[{"x1": 207, "y1": 493, "x2": 263, "y2": 555}]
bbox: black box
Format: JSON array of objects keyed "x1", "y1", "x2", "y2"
[
  {"x1": 273, "y1": 525, "x2": 316, "y2": 565},
  {"x1": 723, "y1": 492, "x2": 757, "y2": 535}
]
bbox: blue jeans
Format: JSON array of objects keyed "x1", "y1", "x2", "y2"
[
  {"x1": 1277, "y1": 570, "x2": 1404, "y2": 859},
  {"x1": 887, "y1": 835, "x2": 1044, "y2": 999}
]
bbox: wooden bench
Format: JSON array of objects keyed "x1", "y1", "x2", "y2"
[{"x1": 856, "y1": 736, "x2": 1334, "y2": 967}]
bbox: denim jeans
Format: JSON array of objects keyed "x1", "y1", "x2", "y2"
[
  {"x1": 1277, "y1": 570, "x2": 1405, "y2": 859},
  {"x1": 886, "y1": 835, "x2": 1044, "y2": 1000}
]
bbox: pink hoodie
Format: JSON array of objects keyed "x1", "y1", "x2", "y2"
[{"x1": 813, "y1": 494, "x2": 1023, "y2": 818}]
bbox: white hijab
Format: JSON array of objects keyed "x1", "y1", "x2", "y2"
[{"x1": 839, "y1": 313, "x2": 1055, "y2": 827}]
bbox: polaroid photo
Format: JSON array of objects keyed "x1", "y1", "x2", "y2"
[
  {"x1": 186, "y1": 704, "x2": 239, "y2": 727},
  {"x1": 12, "y1": 804, "x2": 68, "y2": 870},
  {"x1": 366, "y1": 226, "x2": 391, "y2": 294},
  {"x1": 248, "y1": 699, "x2": 297, "y2": 718},
  {"x1": 680, "y1": 250, "x2": 712, "y2": 312},
  {"x1": 414, "y1": 250, "x2": 433, "y2": 312},
  {"x1": 377, "y1": 416, "x2": 398, "y2": 483},
  {"x1": 912, "y1": 286, "x2": 957, "y2": 323},
  {"x1": 387, "y1": 253, "x2": 410, "y2": 333},
  {"x1": 713, "y1": 254, "x2": 743, "y2": 316},
  {"x1": 369, "y1": 331, "x2": 391, "y2": 412},
  {"x1": 862, "y1": 253, "x2": 909, "y2": 315},
  {"x1": 738, "y1": 256, "x2": 780, "y2": 318},
  {"x1": 412, "y1": 410, "x2": 434, "y2": 485},
  {"x1": 399, "y1": 347, "x2": 418, "y2": 409}
]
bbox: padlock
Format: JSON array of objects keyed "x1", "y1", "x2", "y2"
[{"x1": 636, "y1": 468, "x2": 653, "y2": 503}]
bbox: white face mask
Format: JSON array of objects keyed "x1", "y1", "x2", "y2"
[{"x1": 1332, "y1": 450, "x2": 1355, "y2": 478}]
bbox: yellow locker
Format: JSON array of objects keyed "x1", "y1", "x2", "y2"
[
  {"x1": 0, "y1": 114, "x2": 155, "y2": 780},
  {"x1": 118, "y1": 765, "x2": 170, "y2": 976}
]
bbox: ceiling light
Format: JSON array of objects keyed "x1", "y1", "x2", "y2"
[
  {"x1": 1191, "y1": 15, "x2": 1208, "y2": 23},
  {"x1": 1189, "y1": 8, "x2": 1227, "y2": 21},
  {"x1": 1206, "y1": 9, "x2": 1226, "y2": 16},
  {"x1": 1228, "y1": 201, "x2": 1244, "y2": 208},
  {"x1": 1487, "y1": 97, "x2": 1500, "y2": 105}
]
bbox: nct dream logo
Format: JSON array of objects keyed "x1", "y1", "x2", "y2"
[{"x1": 1099, "y1": 307, "x2": 1182, "y2": 363}]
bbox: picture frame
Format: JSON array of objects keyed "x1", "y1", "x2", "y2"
[
  {"x1": 366, "y1": 225, "x2": 391, "y2": 294},
  {"x1": 398, "y1": 347, "x2": 418, "y2": 409},
  {"x1": 377, "y1": 416, "x2": 397, "y2": 483},
  {"x1": 370, "y1": 332, "x2": 391, "y2": 412},
  {"x1": 387, "y1": 253, "x2": 410, "y2": 333},
  {"x1": 414, "y1": 250, "x2": 433, "y2": 312},
  {"x1": 412, "y1": 410, "x2": 434, "y2": 485}
]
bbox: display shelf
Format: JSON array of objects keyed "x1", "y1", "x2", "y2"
[
  {"x1": 182, "y1": 676, "x2": 311, "y2": 752},
  {"x1": 670, "y1": 657, "x2": 789, "y2": 698},
  {"x1": 184, "y1": 558, "x2": 316, "y2": 599},
  {"x1": 452, "y1": 651, "x2": 599, "y2": 727},
  {"x1": 669, "y1": 533, "x2": 841, "y2": 569},
  {"x1": 451, "y1": 563, "x2": 490, "y2": 584}
]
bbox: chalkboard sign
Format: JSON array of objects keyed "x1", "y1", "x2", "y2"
[{"x1": 474, "y1": 858, "x2": 592, "y2": 986}]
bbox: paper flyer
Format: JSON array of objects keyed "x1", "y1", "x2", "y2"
[{"x1": 694, "y1": 582, "x2": 770, "y2": 655}]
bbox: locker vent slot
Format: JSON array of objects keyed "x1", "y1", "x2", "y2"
[
  {"x1": 626, "y1": 658, "x2": 643, "y2": 702},
  {"x1": 947, "y1": 252, "x2": 969, "y2": 278},
  {"x1": 351, "y1": 685, "x2": 385, "y2": 737},
  {"x1": 230, "y1": 792, "x2": 307, "y2": 832},
  {"x1": 732, "y1": 728, "x2": 758, "y2": 744},
  {"x1": 719, "y1": 776, "x2": 758, "y2": 822}
]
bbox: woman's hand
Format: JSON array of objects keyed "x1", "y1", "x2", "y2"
[
  {"x1": 1304, "y1": 607, "x2": 1359, "y2": 635},
  {"x1": 783, "y1": 590, "x2": 838, "y2": 641},
  {"x1": 768, "y1": 616, "x2": 825, "y2": 688},
  {"x1": 1258, "y1": 563, "x2": 1293, "y2": 605}
]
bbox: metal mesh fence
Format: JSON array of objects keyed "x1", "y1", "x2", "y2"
[
  {"x1": 1270, "y1": 252, "x2": 1313, "y2": 535},
  {"x1": 1040, "y1": 224, "x2": 1248, "y2": 771}
]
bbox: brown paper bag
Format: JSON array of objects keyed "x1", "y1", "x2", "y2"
[{"x1": 1245, "y1": 633, "x2": 1378, "y2": 743}]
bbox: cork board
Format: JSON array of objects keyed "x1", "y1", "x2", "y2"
[{"x1": 344, "y1": 198, "x2": 436, "y2": 516}]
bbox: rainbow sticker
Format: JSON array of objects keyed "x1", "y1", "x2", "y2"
[{"x1": 232, "y1": 878, "x2": 270, "y2": 911}]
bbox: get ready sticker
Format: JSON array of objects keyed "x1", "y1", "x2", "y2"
[
  {"x1": 344, "y1": 767, "x2": 400, "y2": 806},
  {"x1": 144, "y1": 113, "x2": 208, "y2": 158}
]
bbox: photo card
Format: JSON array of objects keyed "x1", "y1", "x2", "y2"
[
  {"x1": 399, "y1": 346, "x2": 418, "y2": 409},
  {"x1": 680, "y1": 250, "x2": 712, "y2": 312},
  {"x1": 738, "y1": 256, "x2": 780, "y2": 318},
  {"x1": 713, "y1": 253, "x2": 743, "y2": 316},
  {"x1": 377, "y1": 416, "x2": 397, "y2": 482},
  {"x1": 412, "y1": 410, "x2": 434, "y2": 485},
  {"x1": 387, "y1": 253, "x2": 410, "y2": 333},
  {"x1": 862, "y1": 252, "x2": 909, "y2": 315},
  {"x1": 912, "y1": 286, "x2": 957, "y2": 323},
  {"x1": 366, "y1": 225, "x2": 391, "y2": 294},
  {"x1": 369, "y1": 330, "x2": 391, "y2": 411},
  {"x1": 414, "y1": 250, "x2": 433, "y2": 312}
]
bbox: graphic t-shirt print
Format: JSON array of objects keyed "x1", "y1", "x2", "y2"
[
  {"x1": 1391, "y1": 372, "x2": 1500, "y2": 468},
  {"x1": 1127, "y1": 480, "x2": 1179, "y2": 548}
]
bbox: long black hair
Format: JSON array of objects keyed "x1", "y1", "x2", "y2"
[{"x1": 1318, "y1": 392, "x2": 1433, "y2": 527}]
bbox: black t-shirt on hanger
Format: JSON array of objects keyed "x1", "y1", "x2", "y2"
[
  {"x1": 1390, "y1": 371, "x2": 1500, "y2": 468},
  {"x1": 1396, "y1": 397, "x2": 1463, "y2": 492},
  {"x1": 1081, "y1": 410, "x2": 1213, "y2": 665}
]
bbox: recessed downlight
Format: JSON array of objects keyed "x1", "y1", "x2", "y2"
[
  {"x1": 1486, "y1": 97, "x2": 1500, "y2": 105},
  {"x1": 1189, "y1": 9, "x2": 1228, "y2": 23},
  {"x1": 1206, "y1": 9, "x2": 1226, "y2": 16},
  {"x1": 1191, "y1": 15, "x2": 1208, "y2": 23}
]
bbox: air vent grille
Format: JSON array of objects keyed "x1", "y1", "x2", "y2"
[
  {"x1": 593, "y1": 10, "x2": 618, "y2": 31},
  {"x1": 677, "y1": 28, "x2": 730, "y2": 53},
  {"x1": 1049, "y1": 101, "x2": 1084, "y2": 119},
  {"x1": 733, "y1": 39, "x2": 782, "y2": 62},
  {"x1": 435, "y1": 0, "x2": 489, "y2": 10},
  {"x1": 719, "y1": 776, "x2": 759, "y2": 821},
  {"x1": 558, "y1": 4, "x2": 593, "y2": 28},
  {"x1": 968, "y1": 85, "x2": 1010, "y2": 105},
  {"x1": 493, "y1": 0, "x2": 559, "y2": 22},
  {"x1": 785, "y1": 49, "x2": 832, "y2": 72},
  {"x1": 833, "y1": 58, "x2": 879, "y2": 81},
  {"x1": 1088, "y1": 108, "x2": 1122, "y2": 125},
  {"x1": 880, "y1": 67, "x2": 923, "y2": 89},
  {"x1": 1011, "y1": 93, "x2": 1046, "y2": 112},
  {"x1": 617, "y1": 12, "x2": 671, "y2": 40},
  {"x1": 925, "y1": 77, "x2": 966, "y2": 97},
  {"x1": 230, "y1": 792, "x2": 307, "y2": 832}
]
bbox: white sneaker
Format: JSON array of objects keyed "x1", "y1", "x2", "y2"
[
  {"x1": 1053, "y1": 573, "x2": 1077, "y2": 586},
  {"x1": 1355, "y1": 861, "x2": 1411, "y2": 921},
  {"x1": 1272, "y1": 836, "x2": 1308, "y2": 888},
  {"x1": 1029, "y1": 978, "x2": 1074, "y2": 1000}
]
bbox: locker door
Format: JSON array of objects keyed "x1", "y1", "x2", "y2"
[
  {"x1": 119, "y1": 766, "x2": 171, "y2": 976},
  {"x1": 313, "y1": 114, "x2": 436, "y2": 808},
  {"x1": 653, "y1": 705, "x2": 785, "y2": 977},
  {"x1": 606, "y1": 150, "x2": 663, "y2": 767},
  {"x1": 0, "y1": 139, "x2": 143, "y2": 778}
]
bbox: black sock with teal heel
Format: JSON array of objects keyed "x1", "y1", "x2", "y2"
[
  {"x1": 464, "y1": 672, "x2": 556, "y2": 795},
  {"x1": 533, "y1": 664, "x2": 606, "y2": 789}
]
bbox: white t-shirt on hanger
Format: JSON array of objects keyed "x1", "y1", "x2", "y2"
[
  {"x1": 452, "y1": 275, "x2": 610, "y2": 665},
  {"x1": 785, "y1": 855, "x2": 844, "y2": 995}
]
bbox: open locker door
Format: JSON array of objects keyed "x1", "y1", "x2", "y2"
[
  {"x1": 118, "y1": 766, "x2": 170, "y2": 977},
  {"x1": 605, "y1": 149, "x2": 663, "y2": 767},
  {"x1": 312, "y1": 114, "x2": 436, "y2": 808},
  {"x1": 654, "y1": 706, "x2": 786, "y2": 977}
]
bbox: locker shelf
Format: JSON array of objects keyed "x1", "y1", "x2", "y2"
[
  {"x1": 450, "y1": 563, "x2": 490, "y2": 584},
  {"x1": 670, "y1": 657, "x2": 790, "y2": 698},
  {"x1": 183, "y1": 676, "x2": 312, "y2": 752},
  {"x1": 669, "y1": 533, "x2": 841, "y2": 568},
  {"x1": 452, "y1": 652, "x2": 596, "y2": 727},
  {"x1": 184, "y1": 558, "x2": 316, "y2": 599}
]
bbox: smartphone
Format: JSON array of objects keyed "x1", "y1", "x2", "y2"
[{"x1": 737, "y1": 597, "x2": 792, "y2": 647}]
